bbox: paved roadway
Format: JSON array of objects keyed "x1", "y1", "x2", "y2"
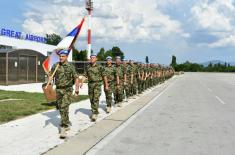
[{"x1": 87, "y1": 73, "x2": 235, "y2": 155}]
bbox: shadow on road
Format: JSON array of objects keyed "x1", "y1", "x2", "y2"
[
  {"x1": 74, "y1": 108, "x2": 92, "y2": 116},
  {"x1": 42, "y1": 110, "x2": 60, "y2": 129}
]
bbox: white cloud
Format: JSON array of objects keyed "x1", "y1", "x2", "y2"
[
  {"x1": 22, "y1": 0, "x2": 186, "y2": 44},
  {"x1": 191, "y1": 0, "x2": 235, "y2": 47},
  {"x1": 209, "y1": 35, "x2": 235, "y2": 48},
  {"x1": 191, "y1": 0, "x2": 233, "y2": 32}
]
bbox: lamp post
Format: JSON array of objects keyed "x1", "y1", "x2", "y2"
[{"x1": 85, "y1": 0, "x2": 93, "y2": 59}]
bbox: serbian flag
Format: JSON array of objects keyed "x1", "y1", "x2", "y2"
[{"x1": 42, "y1": 17, "x2": 85, "y2": 74}]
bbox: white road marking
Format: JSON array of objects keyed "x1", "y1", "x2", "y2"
[
  {"x1": 85, "y1": 79, "x2": 174, "y2": 155},
  {"x1": 215, "y1": 96, "x2": 226, "y2": 105}
]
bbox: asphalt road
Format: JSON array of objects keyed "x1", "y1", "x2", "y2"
[{"x1": 87, "y1": 73, "x2": 235, "y2": 155}]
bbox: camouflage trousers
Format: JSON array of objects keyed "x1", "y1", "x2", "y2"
[
  {"x1": 88, "y1": 82, "x2": 102, "y2": 114},
  {"x1": 124, "y1": 81, "x2": 130, "y2": 99},
  {"x1": 142, "y1": 80, "x2": 146, "y2": 91},
  {"x1": 137, "y1": 79, "x2": 143, "y2": 94},
  {"x1": 150, "y1": 78, "x2": 154, "y2": 87},
  {"x1": 130, "y1": 79, "x2": 137, "y2": 96},
  {"x1": 153, "y1": 77, "x2": 158, "y2": 86},
  {"x1": 114, "y1": 80, "x2": 124, "y2": 103},
  {"x1": 56, "y1": 88, "x2": 73, "y2": 128},
  {"x1": 104, "y1": 82, "x2": 114, "y2": 107},
  {"x1": 146, "y1": 78, "x2": 151, "y2": 89}
]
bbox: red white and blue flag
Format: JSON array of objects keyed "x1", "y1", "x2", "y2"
[{"x1": 42, "y1": 17, "x2": 85, "y2": 74}]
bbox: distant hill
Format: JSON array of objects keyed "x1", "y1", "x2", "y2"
[{"x1": 201, "y1": 60, "x2": 235, "y2": 67}]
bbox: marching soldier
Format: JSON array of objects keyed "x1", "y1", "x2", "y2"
[
  {"x1": 103, "y1": 56, "x2": 116, "y2": 113},
  {"x1": 129, "y1": 60, "x2": 138, "y2": 97},
  {"x1": 114, "y1": 56, "x2": 125, "y2": 107},
  {"x1": 50, "y1": 50, "x2": 80, "y2": 139},
  {"x1": 84, "y1": 54, "x2": 105, "y2": 122},
  {"x1": 123, "y1": 59, "x2": 131, "y2": 101},
  {"x1": 137, "y1": 62, "x2": 143, "y2": 94}
]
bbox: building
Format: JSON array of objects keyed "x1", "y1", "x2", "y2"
[
  {"x1": 0, "y1": 28, "x2": 72, "y2": 85},
  {"x1": 0, "y1": 49, "x2": 46, "y2": 85}
]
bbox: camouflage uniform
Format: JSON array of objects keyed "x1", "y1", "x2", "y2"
[
  {"x1": 139, "y1": 64, "x2": 145, "y2": 93},
  {"x1": 149, "y1": 65, "x2": 154, "y2": 87},
  {"x1": 137, "y1": 64, "x2": 143, "y2": 94},
  {"x1": 146, "y1": 65, "x2": 151, "y2": 89},
  {"x1": 85, "y1": 63, "x2": 104, "y2": 114},
  {"x1": 103, "y1": 63, "x2": 116, "y2": 107},
  {"x1": 129, "y1": 63, "x2": 138, "y2": 96},
  {"x1": 143, "y1": 65, "x2": 148, "y2": 90},
  {"x1": 123, "y1": 63, "x2": 131, "y2": 99},
  {"x1": 114, "y1": 64, "x2": 125, "y2": 104},
  {"x1": 51, "y1": 62, "x2": 78, "y2": 128}
]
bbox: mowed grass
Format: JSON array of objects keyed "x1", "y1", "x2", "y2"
[{"x1": 0, "y1": 90, "x2": 88, "y2": 124}]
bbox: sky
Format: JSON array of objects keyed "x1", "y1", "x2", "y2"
[{"x1": 1, "y1": 0, "x2": 235, "y2": 64}]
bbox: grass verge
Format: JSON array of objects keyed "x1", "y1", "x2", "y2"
[{"x1": 0, "y1": 90, "x2": 88, "y2": 124}]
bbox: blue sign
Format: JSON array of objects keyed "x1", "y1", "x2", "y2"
[{"x1": 0, "y1": 28, "x2": 47, "y2": 44}]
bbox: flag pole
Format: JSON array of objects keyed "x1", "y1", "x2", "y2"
[{"x1": 45, "y1": 64, "x2": 59, "y2": 89}]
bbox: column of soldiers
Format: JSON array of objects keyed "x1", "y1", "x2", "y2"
[
  {"x1": 51, "y1": 51, "x2": 174, "y2": 139},
  {"x1": 83, "y1": 54, "x2": 174, "y2": 122}
]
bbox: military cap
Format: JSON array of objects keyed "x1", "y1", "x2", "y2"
[
  {"x1": 58, "y1": 49, "x2": 69, "y2": 55},
  {"x1": 115, "y1": 56, "x2": 121, "y2": 59},
  {"x1": 106, "y1": 56, "x2": 112, "y2": 60},
  {"x1": 90, "y1": 53, "x2": 97, "y2": 58}
]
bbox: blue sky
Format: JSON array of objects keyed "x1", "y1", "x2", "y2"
[{"x1": 1, "y1": 0, "x2": 235, "y2": 64}]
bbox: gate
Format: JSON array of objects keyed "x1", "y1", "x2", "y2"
[{"x1": 19, "y1": 55, "x2": 37, "y2": 83}]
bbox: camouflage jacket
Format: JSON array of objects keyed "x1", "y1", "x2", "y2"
[
  {"x1": 85, "y1": 63, "x2": 104, "y2": 82},
  {"x1": 115, "y1": 64, "x2": 125, "y2": 80},
  {"x1": 103, "y1": 64, "x2": 116, "y2": 83},
  {"x1": 124, "y1": 64, "x2": 131, "y2": 80},
  {"x1": 129, "y1": 64, "x2": 137, "y2": 80},
  {"x1": 51, "y1": 62, "x2": 78, "y2": 88}
]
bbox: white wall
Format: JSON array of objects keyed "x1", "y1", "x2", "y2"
[{"x1": 0, "y1": 36, "x2": 73, "y2": 61}]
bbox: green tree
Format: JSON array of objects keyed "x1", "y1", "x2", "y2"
[
  {"x1": 111, "y1": 46, "x2": 124, "y2": 60},
  {"x1": 208, "y1": 62, "x2": 212, "y2": 68},
  {"x1": 171, "y1": 55, "x2": 177, "y2": 67},
  {"x1": 77, "y1": 50, "x2": 88, "y2": 61},
  {"x1": 145, "y1": 56, "x2": 149, "y2": 64},
  {"x1": 46, "y1": 33, "x2": 62, "y2": 45},
  {"x1": 0, "y1": 45, "x2": 11, "y2": 49},
  {"x1": 97, "y1": 47, "x2": 106, "y2": 61},
  {"x1": 72, "y1": 46, "x2": 79, "y2": 61},
  {"x1": 105, "y1": 49, "x2": 114, "y2": 59}
]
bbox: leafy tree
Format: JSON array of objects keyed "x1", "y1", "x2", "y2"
[
  {"x1": 97, "y1": 47, "x2": 106, "y2": 61},
  {"x1": 111, "y1": 46, "x2": 124, "y2": 60},
  {"x1": 72, "y1": 46, "x2": 79, "y2": 61},
  {"x1": 208, "y1": 62, "x2": 212, "y2": 68},
  {"x1": 145, "y1": 56, "x2": 149, "y2": 64},
  {"x1": 105, "y1": 49, "x2": 114, "y2": 59},
  {"x1": 0, "y1": 45, "x2": 12, "y2": 49},
  {"x1": 171, "y1": 55, "x2": 177, "y2": 67},
  {"x1": 77, "y1": 50, "x2": 88, "y2": 61},
  {"x1": 46, "y1": 33, "x2": 62, "y2": 45}
]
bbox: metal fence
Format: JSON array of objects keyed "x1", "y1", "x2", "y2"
[{"x1": 71, "y1": 61, "x2": 107, "y2": 74}]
